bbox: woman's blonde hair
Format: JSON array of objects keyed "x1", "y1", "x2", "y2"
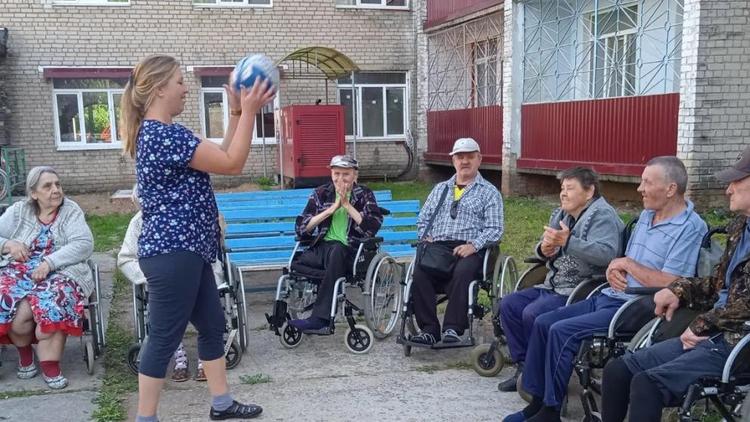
[{"x1": 120, "y1": 55, "x2": 181, "y2": 158}]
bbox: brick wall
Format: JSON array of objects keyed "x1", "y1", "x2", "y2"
[
  {"x1": 0, "y1": 27, "x2": 8, "y2": 147},
  {"x1": 0, "y1": 0, "x2": 416, "y2": 193},
  {"x1": 678, "y1": 0, "x2": 750, "y2": 208}
]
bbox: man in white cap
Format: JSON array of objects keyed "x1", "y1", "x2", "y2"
[
  {"x1": 410, "y1": 137, "x2": 504, "y2": 345},
  {"x1": 288, "y1": 155, "x2": 383, "y2": 333}
]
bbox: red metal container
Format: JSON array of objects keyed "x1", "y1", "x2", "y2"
[{"x1": 278, "y1": 105, "x2": 345, "y2": 188}]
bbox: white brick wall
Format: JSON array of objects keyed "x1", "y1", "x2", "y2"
[
  {"x1": 678, "y1": 0, "x2": 750, "y2": 206},
  {"x1": 0, "y1": 0, "x2": 417, "y2": 193}
]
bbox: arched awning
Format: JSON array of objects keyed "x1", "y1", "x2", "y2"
[{"x1": 279, "y1": 47, "x2": 359, "y2": 80}]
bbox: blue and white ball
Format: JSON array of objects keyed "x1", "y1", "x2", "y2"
[{"x1": 231, "y1": 54, "x2": 279, "y2": 93}]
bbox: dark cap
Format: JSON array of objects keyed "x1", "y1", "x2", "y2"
[
  {"x1": 329, "y1": 155, "x2": 358, "y2": 170},
  {"x1": 715, "y1": 146, "x2": 750, "y2": 183}
]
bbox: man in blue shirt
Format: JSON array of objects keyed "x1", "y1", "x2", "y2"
[
  {"x1": 503, "y1": 156, "x2": 707, "y2": 422},
  {"x1": 600, "y1": 147, "x2": 750, "y2": 422}
]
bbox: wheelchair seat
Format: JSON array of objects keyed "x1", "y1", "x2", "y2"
[{"x1": 288, "y1": 261, "x2": 327, "y2": 282}]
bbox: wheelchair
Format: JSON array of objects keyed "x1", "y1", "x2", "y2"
[
  {"x1": 126, "y1": 256, "x2": 246, "y2": 374},
  {"x1": 470, "y1": 253, "x2": 607, "y2": 380},
  {"x1": 264, "y1": 235, "x2": 403, "y2": 354},
  {"x1": 574, "y1": 226, "x2": 727, "y2": 422},
  {"x1": 675, "y1": 321, "x2": 750, "y2": 422},
  {"x1": 395, "y1": 243, "x2": 518, "y2": 360}
]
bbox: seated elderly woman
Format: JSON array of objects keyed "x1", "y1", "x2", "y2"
[{"x1": 0, "y1": 166, "x2": 94, "y2": 390}]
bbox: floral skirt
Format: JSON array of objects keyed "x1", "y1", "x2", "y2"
[{"x1": 0, "y1": 268, "x2": 85, "y2": 343}]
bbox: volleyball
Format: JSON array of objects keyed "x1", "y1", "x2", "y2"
[{"x1": 231, "y1": 54, "x2": 279, "y2": 93}]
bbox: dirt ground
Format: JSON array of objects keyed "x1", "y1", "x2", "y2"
[{"x1": 69, "y1": 182, "x2": 262, "y2": 215}]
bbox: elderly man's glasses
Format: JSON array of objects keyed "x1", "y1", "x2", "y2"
[{"x1": 450, "y1": 200, "x2": 459, "y2": 219}]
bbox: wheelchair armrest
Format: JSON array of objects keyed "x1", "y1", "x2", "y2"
[
  {"x1": 351, "y1": 236, "x2": 384, "y2": 248},
  {"x1": 624, "y1": 287, "x2": 663, "y2": 295},
  {"x1": 744, "y1": 321, "x2": 750, "y2": 334},
  {"x1": 524, "y1": 257, "x2": 545, "y2": 264}
]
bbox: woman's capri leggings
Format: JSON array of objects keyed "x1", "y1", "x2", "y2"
[{"x1": 138, "y1": 251, "x2": 226, "y2": 378}]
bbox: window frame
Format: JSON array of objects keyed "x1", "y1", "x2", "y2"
[
  {"x1": 52, "y1": 85, "x2": 125, "y2": 151},
  {"x1": 193, "y1": 0, "x2": 272, "y2": 8},
  {"x1": 51, "y1": 0, "x2": 130, "y2": 6},
  {"x1": 199, "y1": 85, "x2": 278, "y2": 145},
  {"x1": 335, "y1": 0, "x2": 409, "y2": 11},
  {"x1": 588, "y1": 5, "x2": 639, "y2": 99},
  {"x1": 337, "y1": 74, "x2": 408, "y2": 140},
  {"x1": 473, "y1": 38, "x2": 500, "y2": 107}
]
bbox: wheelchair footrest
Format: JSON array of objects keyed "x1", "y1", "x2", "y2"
[
  {"x1": 397, "y1": 336, "x2": 475, "y2": 350},
  {"x1": 266, "y1": 300, "x2": 288, "y2": 331},
  {"x1": 302, "y1": 326, "x2": 333, "y2": 336}
]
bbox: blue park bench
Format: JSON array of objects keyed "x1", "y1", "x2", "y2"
[{"x1": 217, "y1": 189, "x2": 419, "y2": 292}]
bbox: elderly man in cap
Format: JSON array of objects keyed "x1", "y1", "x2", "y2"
[
  {"x1": 289, "y1": 155, "x2": 383, "y2": 333},
  {"x1": 599, "y1": 147, "x2": 750, "y2": 422},
  {"x1": 409, "y1": 137, "x2": 504, "y2": 345}
]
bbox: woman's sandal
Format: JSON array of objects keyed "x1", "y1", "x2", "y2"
[
  {"x1": 44, "y1": 374, "x2": 69, "y2": 390},
  {"x1": 17, "y1": 363, "x2": 38, "y2": 379},
  {"x1": 209, "y1": 400, "x2": 263, "y2": 420}
]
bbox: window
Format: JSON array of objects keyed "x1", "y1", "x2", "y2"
[
  {"x1": 337, "y1": 72, "x2": 407, "y2": 139},
  {"x1": 335, "y1": 0, "x2": 408, "y2": 9},
  {"x1": 52, "y1": 0, "x2": 129, "y2": 5},
  {"x1": 199, "y1": 76, "x2": 275, "y2": 143},
  {"x1": 53, "y1": 78, "x2": 126, "y2": 149},
  {"x1": 590, "y1": 5, "x2": 638, "y2": 98},
  {"x1": 474, "y1": 39, "x2": 499, "y2": 107},
  {"x1": 193, "y1": 0, "x2": 271, "y2": 7}
]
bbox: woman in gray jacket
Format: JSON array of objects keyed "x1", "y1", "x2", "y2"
[
  {"x1": 0, "y1": 166, "x2": 94, "y2": 389},
  {"x1": 497, "y1": 167, "x2": 624, "y2": 392}
]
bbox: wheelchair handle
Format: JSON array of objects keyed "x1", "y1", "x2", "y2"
[
  {"x1": 623, "y1": 287, "x2": 663, "y2": 295},
  {"x1": 379, "y1": 206, "x2": 391, "y2": 216}
]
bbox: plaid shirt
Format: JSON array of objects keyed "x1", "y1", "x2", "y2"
[
  {"x1": 417, "y1": 173, "x2": 504, "y2": 251},
  {"x1": 295, "y1": 182, "x2": 383, "y2": 247}
]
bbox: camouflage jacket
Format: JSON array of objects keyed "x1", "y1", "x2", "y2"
[{"x1": 669, "y1": 216, "x2": 750, "y2": 346}]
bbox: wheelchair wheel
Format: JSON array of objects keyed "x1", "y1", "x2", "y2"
[
  {"x1": 345, "y1": 324, "x2": 374, "y2": 354},
  {"x1": 279, "y1": 322, "x2": 303, "y2": 349},
  {"x1": 235, "y1": 285, "x2": 249, "y2": 352},
  {"x1": 363, "y1": 253, "x2": 402, "y2": 339},
  {"x1": 83, "y1": 337, "x2": 95, "y2": 375},
  {"x1": 492, "y1": 255, "x2": 519, "y2": 300},
  {"x1": 470, "y1": 343, "x2": 505, "y2": 377},
  {"x1": 225, "y1": 341, "x2": 242, "y2": 369},
  {"x1": 627, "y1": 318, "x2": 659, "y2": 352},
  {"x1": 127, "y1": 344, "x2": 141, "y2": 375},
  {"x1": 517, "y1": 373, "x2": 533, "y2": 403}
]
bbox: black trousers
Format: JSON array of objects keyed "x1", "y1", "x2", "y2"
[
  {"x1": 138, "y1": 251, "x2": 225, "y2": 378},
  {"x1": 411, "y1": 241, "x2": 482, "y2": 337},
  {"x1": 295, "y1": 240, "x2": 353, "y2": 320}
]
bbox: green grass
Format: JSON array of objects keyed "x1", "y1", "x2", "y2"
[
  {"x1": 92, "y1": 270, "x2": 138, "y2": 422},
  {"x1": 239, "y1": 373, "x2": 272, "y2": 385},
  {"x1": 87, "y1": 213, "x2": 133, "y2": 253},
  {"x1": 368, "y1": 181, "x2": 433, "y2": 204}
]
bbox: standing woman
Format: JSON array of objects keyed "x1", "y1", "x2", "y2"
[{"x1": 120, "y1": 55, "x2": 274, "y2": 422}]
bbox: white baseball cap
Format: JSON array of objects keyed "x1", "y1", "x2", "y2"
[{"x1": 449, "y1": 137, "x2": 481, "y2": 156}]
